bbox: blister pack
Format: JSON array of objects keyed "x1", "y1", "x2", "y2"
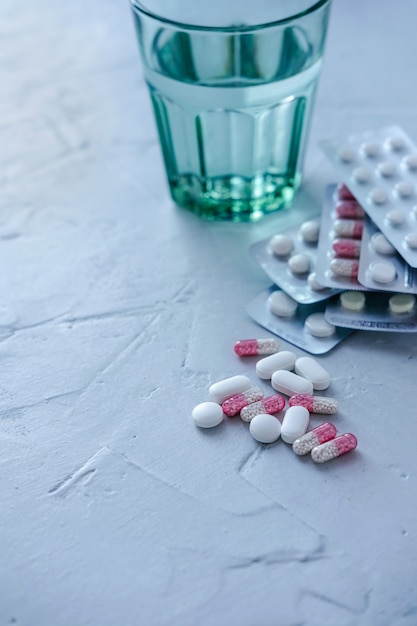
[
  {"x1": 321, "y1": 126, "x2": 417, "y2": 268},
  {"x1": 246, "y1": 286, "x2": 352, "y2": 355},
  {"x1": 358, "y1": 217, "x2": 417, "y2": 293},
  {"x1": 325, "y1": 291, "x2": 417, "y2": 332},
  {"x1": 249, "y1": 218, "x2": 336, "y2": 304}
]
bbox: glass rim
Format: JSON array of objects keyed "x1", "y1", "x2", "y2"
[{"x1": 130, "y1": 0, "x2": 331, "y2": 33}]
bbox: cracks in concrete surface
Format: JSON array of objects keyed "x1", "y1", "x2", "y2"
[
  {"x1": 48, "y1": 446, "x2": 111, "y2": 496},
  {"x1": 300, "y1": 587, "x2": 373, "y2": 616}
]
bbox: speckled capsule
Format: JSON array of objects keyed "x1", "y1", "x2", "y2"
[
  {"x1": 240, "y1": 394, "x2": 286, "y2": 423},
  {"x1": 221, "y1": 387, "x2": 264, "y2": 417},
  {"x1": 292, "y1": 423, "x2": 337, "y2": 455},
  {"x1": 332, "y1": 238, "x2": 361, "y2": 258},
  {"x1": 234, "y1": 338, "x2": 279, "y2": 357},
  {"x1": 289, "y1": 394, "x2": 338, "y2": 415},
  {"x1": 333, "y1": 219, "x2": 364, "y2": 239},
  {"x1": 311, "y1": 433, "x2": 357, "y2": 463},
  {"x1": 335, "y1": 201, "x2": 365, "y2": 219},
  {"x1": 330, "y1": 258, "x2": 359, "y2": 278},
  {"x1": 336, "y1": 184, "x2": 356, "y2": 201}
]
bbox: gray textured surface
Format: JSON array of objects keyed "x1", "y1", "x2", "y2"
[{"x1": 1, "y1": 1, "x2": 417, "y2": 625}]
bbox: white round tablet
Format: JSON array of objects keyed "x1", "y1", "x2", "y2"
[
  {"x1": 402, "y1": 154, "x2": 417, "y2": 171},
  {"x1": 268, "y1": 290, "x2": 298, "y2": 317},
  {"x1": 299, "y1": 220, "x2": 320, "y2": 244},
  {"x1": 394, "y1": 181, "x2": 414, "y2": 198},
  {"x1": 249, "y1": 413, "x2": 281, "y2": 444},
  {"x1": 369, "y1": 188, "x2": 388, "y2": 205},
  {"x1": 371, "y1": 232, "x2": 396, "y2": 255},
  {"x1": 377, "y1": 161, "x2": 396, "y2": 178},
  {"x1": 369, "y1": 261, "x2": 396, "y2": 284},
  {"x1": 307, "y1": 272, "x2": 327, "y2": 291},
  {"x1": 270, "y1": 234, "x2": 294, "y2": 257},
  {"x1": 361, "y1": 141, "x2": 379, "y2": 158},
  {"x1": 338, "y1": 146, "x2": 355, "y2": 163},
  {"x1": 340, "y1": 290, "x2": 366, "y2": 312},
  {"x1": 304, "y1": 313, "x2": 335, "y2": 338},
  {"x1": 288, "y1": 253, "x2": 310, "y2": 275},
  {"x1": 352, "y1": 167, "x2": 371, "y2": 184},
  {"x1": 389, "y1": 294, "x2": 416, "y2": 314},
  {"x1": 386, "y1": 209, "x2": 405, "y2": 226},
  {"x1": 386, "y1": 135, "x2": 406, "y2": 152},
  {"x1": 192, "y1": 402, "x2": 224, "y2": 428},
  {"x1": 405, "y1": 232, "x2": 417, "y2": 249}
]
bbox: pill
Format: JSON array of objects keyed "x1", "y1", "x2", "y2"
[
  {"x1": 307, "y1": 272, "x2": 327, "y2": 292},
  {"x1": 335, "y1": 201, "x2": 365, "y2": 219},
  {"x1": 256, "y1": 350, "x2": 296, "y2": 380},
  {"x1": 369, "y1": 261, "x2": 396, "y2": 284},
  {"x1": 289, "y1": 394, "x2": 338, "y2": 415},
  {"x1": 371, "y1": 232, "x2": 396, "y2": 255},
  {"x1": 394, "y1": 181, "x2": 414, "y2": 198},
  {"x1": 311, "y1": 433, "x2": 357, "y2": 463},
  {"x1": 340, "y1": 290, "x2": 366, "y2": 312},
  {"x1": 377, "y1": 161, "x2": 396, "y2": 178},
  {"x1": 360, "y1": 141, "x2": 379, "y2": 158},
  {"x1": 268, "y1": 290, "x2": 298, "y2": 317},
  {"x1": 336, "y1": 184, "x2": 355, "y2": 201},
  {"x1": 288, "y1": 253, "x2": 311, "y2": 275},
  {"x1": 270, "y1": 234, "x2": 294, "y2": 257},
  {"x1": 271, "y1": 370, "x2": 313, "y2": 396},
  {"x1": 249, "y1": 413, "x2": 281, "y2": 444},
  {"x1": 234, "y1": 338, "x2": 279, "y2": 357},
  {"x1": 192, "y1": 402, "x2": 224, "y2": 428},
  {"x1": 240, "y1": 394, "x2": 286, "y2": 423},
  {"x1": 338, "y1": 147, "x2": 356, "y2": 163},
  {"x1": 292, "y1": 423, "x2": 337, "y2": 455},
  {"x1": 280, "y1": 406, "x2": 310, "y2": 444},
  {"x1": 334, "y1": 219, "x2": 364, "y2": 239},
  {"x1": 329, "y1": 258, "x2": 359, "y2": 278},
  {"x1": 368, "y1": 188, "x2": 388, "y2": 205},
  {"x1": 332, "y1": 238, "x2": 361, "y2": 258},
  {"x1": 386, "y1": 135, "x2": 406, "y2": 152},
  {"x1": 402, "y1": 154, "x2": 417, "y2": 171},
  {"x1": 294, "y1": 356, "x2": 330, "y2": 391},
  {"x1": 221, "y1": 387, "x2": 264, "y2": 417},
  {"x1": 304, "y1": 313, "x2": 336, "y2": 338},
  {"x1": 209, "y1": 375, "x2": 251, "y2": 404},
  {"x1": 405, "y1": 232, "x2": 417, "y2": 249},
  {"x1": 299, "y1": 220, "x2": 320, "y2": 244},
  {"x1": 386, "y1": 209, "x2": 406, "y2": 226},
  {"x1": 352, "y1": 167, "x2": 371, "y2": 184},
  {"x1": 389, "y1": 294, "x2": 416, "y2": 314}
]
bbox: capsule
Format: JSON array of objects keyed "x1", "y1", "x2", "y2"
[
  {"x1": 330, "y1": 258, "x2": 359, "y2": 278},
  {"x1": 234, "y1": 338, "x2": 279, "y2": 357},
  {"x1": 332, "y1": 238, "x2": 361, "y2": 258},
  {"x1": 333, "y1": 219, "x2": 364, "y2": 239},
  {"x1": 221, "y1": 387, "x2": 264, "y2": 417},
  {"x1": 289, "y1": 394, "x2": 338, "y2": 415},
  {"x1": 281, "y1": 406, "x2": 310, "y2": 444},
  {"x1": 311, "y1": 433, "x2": 357, "y2": 463},
  {"x1": 292, "y1": 423, "x2": 337, "y2": 455},
  {"x1": 240, "y1": 394, "x2": 286, "y2": 423},
  {"x1": 335, "y1": 201, "x2": 365, "y2": 219},
  {"x1": 336, "y1": 183, "x2": 356, "y2": 201}
]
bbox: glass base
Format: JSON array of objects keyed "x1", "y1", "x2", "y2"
[{"x1": 170, "y1": 173, "x2": 301, "y2": 222}]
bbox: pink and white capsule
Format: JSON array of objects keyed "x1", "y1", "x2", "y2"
[
  {"x1": 292, "y1": 423, "x2": 337, "y2": 455},
  {"x1": 336, "y1": 184, "x2": 356, "y2": 201},
  {"x1": 240, "y1": 394, "x2": 286, "y2": 423},
  {"x1": 330, "y1": 258, "x2": 359, "y2": 278},
  {"x1": 289, "y1": 394, "x2": 338, "y2": 415},
  {"x1": 222, "y1": 387, "x2": 264, "y2": 417},
  {"x1": 332, "y1": 238, "x2": 361, "y2": 258},
  {"x1": 311, "y1": 433, "x2": 357, "y2": 463},
  {"x1": 234, "y1": 338, "x2": 279, "y2": 357},
  {"x1": 333, "y1": 219, "x2": 364, "y2": 239},
  {"x1": 335, "y1": 201, "x2": 365, "y2": 219}
]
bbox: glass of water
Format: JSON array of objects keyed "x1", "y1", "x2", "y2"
[{"x1": 130, "y1": 0, "x2": 332, "y2": 221}]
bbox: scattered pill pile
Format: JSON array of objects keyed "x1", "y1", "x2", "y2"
[{"x1": 191, "y1": 339, "x2": 357, "y2": 464}]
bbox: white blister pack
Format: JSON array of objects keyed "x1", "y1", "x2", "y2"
[
  {"x1": 246, "y1": 286, "x2": 352, "y2": 355},
  {"x1": 321, "y1": 125, "x2": 417, "y2": 268},
  {"x1": 249, "y1": 218, "x2": 336, "y2": 304},
  {"x1": 359, "y1": 217, "x2": 417, "y2": 293},
  {"x1": 325, "y1": 291, "x2": 417, "y2": 333}
]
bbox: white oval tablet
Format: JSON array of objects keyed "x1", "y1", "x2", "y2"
[
  {"x1": 389, "y1": 294, "x2": 416, "y2": 314},
  {"x1": 209, "y1": 375, "x2": 251, "y2": 404},
  {"x1": 371, "y1": 232, "x2": 396, "y2": 255},
  {"x1": 340, "y1": 290, "x2": 366, "y2": 312},
  {"x1": 304, "y1": 313, "x2": 335, "y2": 338},
  {"x1": 394, "y1": 181, "x2": 414, "y2": 198},
  {"x1": 377, "y1": 161, "x2": 396, "y2": 178},
  {"x1": 369, "y1": 261, "x2": 396, "y2": 284},
  {"x1": 386, "y1": 135, "x2": 406, "y2": 152},
  {"x1": 294, "y1": 356, "x2": 330, "y2": 391},
  {"x1": 405, "y1": 232, "x2": 417, "y2": 249},
  {"x1": 281, "y1": 406, "x2": 310, "y2": 444},
  {"x1": 361, "y1": 141, "x2": 379, "y2": 158},
  {"x1": 270, "y1": 234, "x2": 294, "y2": 257},
  {"x1": 307, "y1": 272, "x2": 327, "y2": 291},
  {"x1": 369, "y1": 188, "x2": 388, "y2": 205},
  {"x1": 299, "y1": 220, "x2": 320, "y2": 244},
  {"x1": 386, "y1": 209, "x2": 405, "y2": 226},
  {"x1": 268, "y1": 290, "x2": 298, "y2": 317},
  {"x1": 271, "y1": 370, "x2": 313, "y2": 396},
  {"x1": 192, "y1": 402, "x2": 224, "y2": 428},
  {"x1": 338, "y1": 146, "x2": 355, "y2": 163},
  {"x1": 352, "y1": 167, "x2": 371, "y2": 184},
  {"x1": 249, "y1": 413, "x2": 281, "y2": 444},
  {"x1": 403, "y1": 154, "x2": 417, "y2": 171},
  {"x1": 288, "y1": 253, "x2": 311, "y2": 275},
  {"x1": 256, "y1": 350, "x2": 296, "y2": 380}
]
